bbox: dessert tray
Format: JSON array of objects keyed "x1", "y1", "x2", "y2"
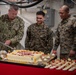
[{"x1": 45, "y1": 59, "x2": 76, "y2": 71}]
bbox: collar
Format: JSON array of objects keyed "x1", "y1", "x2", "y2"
[{"x1": 61, "y1": 15, "x2": 71, "y2": 24}]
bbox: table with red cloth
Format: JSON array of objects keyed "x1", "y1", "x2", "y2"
[{"x1": 0, "y1": 62, "x2": 76, "y2": 75}]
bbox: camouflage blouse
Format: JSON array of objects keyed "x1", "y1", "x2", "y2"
[
  {"x1": 0, "y1": 14, "x2": 24, "y2": 50},
  {"x1": 25, "y1": 23, "x2": 53, "y2": 54},
  {"x1": 54, "y1": 16, "x2": 76, "y2": 54}
]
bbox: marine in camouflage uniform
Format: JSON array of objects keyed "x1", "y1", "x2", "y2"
[
  {"x1": 54, "y1": 16, "x2": 76, "y2": 52},
  {"x1": 53, "y1": 16, "x2": 76, "y2": 59},
  {"x1": 53, "y1": 5, "x2": 76, "y2": 59},
  {"x1": 0, "y1": 14, "x2": 24, "y2": 51},
  {"x1": 25, "y1": 23, "x2": 53, "y2": 54}
]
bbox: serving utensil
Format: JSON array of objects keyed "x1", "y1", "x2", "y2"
[{"x1": 0, "y1": 41, "x2": 15, "y2": 50}]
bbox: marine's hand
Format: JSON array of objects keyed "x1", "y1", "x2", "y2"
[
  {"x1": 69, "y1": 50, "x2": 75, "y2": 56},
  {"x1": 5, "y1": 40, "x2": 11, "y2": 45},
  {"x1": 52, "y1": 50, "x2": 57, "y2": 55}
]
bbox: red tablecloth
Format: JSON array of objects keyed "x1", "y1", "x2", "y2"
[{"x1": 0, "y1": 62, "x2": 76, "y2": 75}]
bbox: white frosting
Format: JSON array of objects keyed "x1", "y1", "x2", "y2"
[{"x1": 7, "y1": 50, "x2": 43, "y2": 63}]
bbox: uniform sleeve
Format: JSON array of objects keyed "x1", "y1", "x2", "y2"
[
  {"x1": 53, "y1": 27, "x2": 60, "y2": 50},
  {"x1": 72, "y1": 22, "x2": 76, "y2": 51},
  {"x1": 47, "y1": 28, "x2": 53, "y2": 53},
  {"x1": 10, "y1": 19, "x2": 24, "y2": 44},
  {"x1": 25, "y1": 26, "x2": 31, "y2": 49}
]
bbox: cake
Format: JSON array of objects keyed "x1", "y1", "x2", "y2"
[{"x1": 6, "y1": 50, "x2": 44, "y2": 63}]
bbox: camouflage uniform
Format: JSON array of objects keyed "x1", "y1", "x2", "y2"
[
  {"x1": 25, "y1": 23, "x2": 53, "y2": 54},
  {"x1": 73, "y1": 21, "x2": 76, "y2": 51},
  {"x1": 53, "y1": 16, "x2": 76, "y2": 59},
  {"x1": 0, "y1": 14, "x2": 24, "y2": 51}
]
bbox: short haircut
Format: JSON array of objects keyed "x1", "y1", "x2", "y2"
[
  {"x1": 61, "y1": 5, "x2": 69, "y2": 12},
  {"x1": 9, "y1": 5, "x2": 19, "y2": 11},
  {"x1": 36, "y1": 11, "x2": 45, "y2": 17},
  {"x1": 65, "y1": 6, "x2": 69, "y2": 12}
]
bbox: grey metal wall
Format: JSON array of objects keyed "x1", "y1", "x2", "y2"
[{"x1": 43, "y1": 8, "x2": 55, "y2": 27}]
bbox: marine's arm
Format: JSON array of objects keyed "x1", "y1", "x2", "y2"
[
  {"x1": 70, "y1": 20, "x2": 76, "y2": 56},
  {"x1": 47, "y1": 28, "x2": 53, "y2": 53},
  {"x1": 10, "y1": 18, "x2": 24, "y2": 44},
  {"x1": 53, "y1": 27, "x2": 60, "y2": 54},
  {"x1": 25, "y1": 26, "x2": 31, "y2": 49}
]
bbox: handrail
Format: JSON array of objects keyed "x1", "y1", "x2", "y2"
[{"x1": 0, "y1": 0, "x2": 43, "y2": 8}]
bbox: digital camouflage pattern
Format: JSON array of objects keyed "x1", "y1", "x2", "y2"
[
  {"x1": 25, "y1": 23, "x2": 53, "y2": 54},
  {"x1": 73, "y1": 21, "x2": 76, "y2": 51},
  {"x1": 54, "y1": 16, "x2": 76, "y2": 55},
  {"x1": 0, "y1": 14, "x2": 24, "y2": 50}
]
